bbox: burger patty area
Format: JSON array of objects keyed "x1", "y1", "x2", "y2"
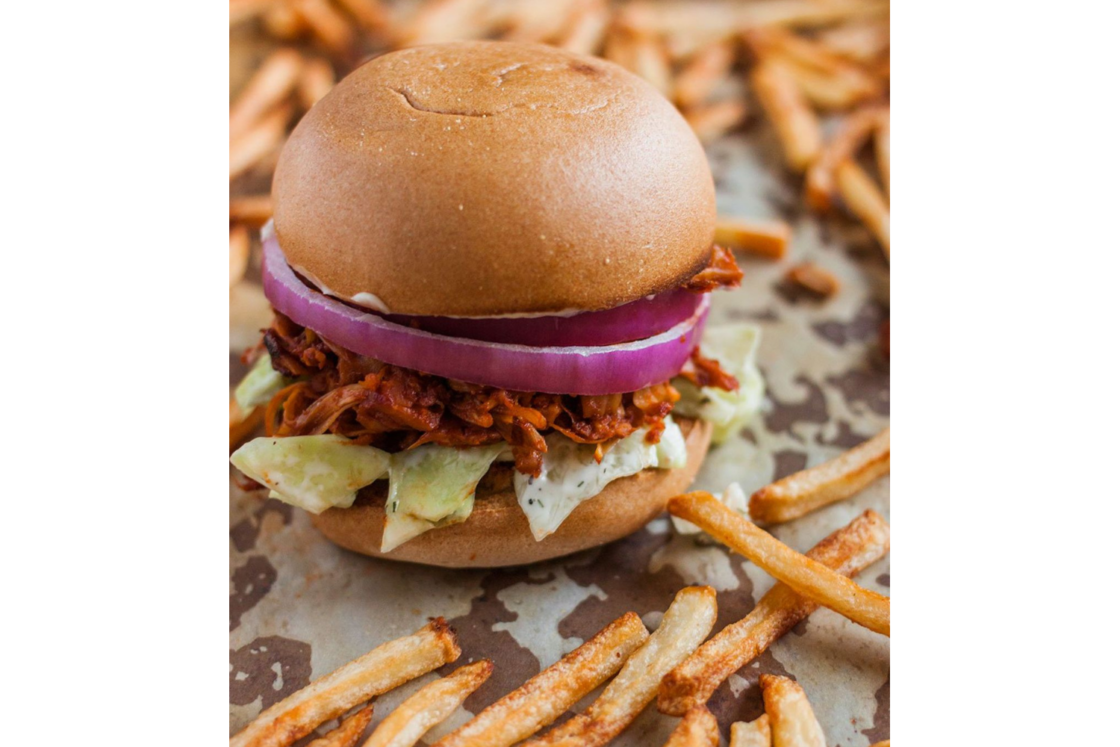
[{"x1": 259, "y1": 313, "x2": 737, "y2": 476}]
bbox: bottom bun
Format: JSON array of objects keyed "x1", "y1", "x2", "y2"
[{"x1": 310, "y1": 418, "x2": 713, "y2": 568}]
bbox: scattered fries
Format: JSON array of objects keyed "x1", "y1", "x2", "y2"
[
  {"x1": 730, "y1": 715, "x2": 770, "y2": 747},
  {"x1": 230, "y1": 619, "x2": 461, "y2": 747},
  {"x1": 751, "y1": 428, "x2": 889, "y2": 523},
  {"x1": 835, "y1": 159, "x2": 889, "y2": 256},
  {"x1": 669, "y1": 492, "x2": 890, "y2": 636},
  {"x1": 524, "y1": 586, "x2": 717, "y2": 747},
  {"x1": 556, "y1": 1, "x2": 610, "y2": 55},
  {"x1": 230, "y1": 224, "x2": 251, "y2": 287},
  {"x1": 745, "y1": 28, "x2": 882, "y2": 110},
  {"x1": 785, "y1": 262, "x2": 839, "y2": 298},
  {"x1": 229, "y1": 49, "x2": 304, "y2": 141},
  {"x1": 230, "y1": 104, "x2": 291, "y2": 181},
  {"x1": 433, "y1": 612, "x2": 649, "y2": 747},
  {"x1": 658, "y1": 510, "x2": 889, "y2": 715},
  {"x1": 674, "y1": 40, "x2": 736, "y2": 108},
  {"x1": 685, "y1": 100, "x2": 749, "y2": 145},
  {"x1": 869, "y1": 741, "x2": 890, "y2": 747},
  {"x1": 875, "y1": 116, "x2": 890, "y2": 197},
  {"x1": 816, "y1": 21, "x2": 889, "y2": 63},
  {"x1": 715, "y1": 216, "x2": 791, "y2": 260},
  {"x1": 295, "y1": 0, "x2": 356, "y2": 58},
  {"x1": 299, "y1": 57, "x2": 337, "y2": 110},
  {"x1": 804, "y1": 105, "x2": 887, "y2": 212},
  {"x1": 364, "y1": 661, "x2": 492, "y2": 747},
  {"x1": 760, "y1": 675, "x2": 827, "y2": 747},
  {"x1": 663, "y1": 706, "x2": 719, "y2": 747},
  {"x1": 751, "y1": 61, "x2": 822, "y2": 172},
  {"x1": 231, "y1": 195, "x2": 274, "y2": 229},
  {"x1": 308, "y1": 705, "x2": 374, "y2": 747},
  {"x1": 230, "y1": 398, "x2": 264, "y2": 451}
]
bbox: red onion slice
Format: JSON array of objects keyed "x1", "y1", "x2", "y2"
[
  {"x1": 384, "y1": 289, "x2": 702, "y2": 346},
  {"x1": 262, "y1": 236, "x2": 709, "y2": 395}
]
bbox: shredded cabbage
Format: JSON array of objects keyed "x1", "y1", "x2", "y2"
[
  {"x1": 673, "y1": 323, "x2": 765, "y2": 443},
  {"x1": 234, "y1": 354, "x2": 289, "y2": 412},
  {"x1": 230, "y1": 435, "x2": 390, "y2": 514},
  {"x1": 514, "y1": 417, "x2": 686, "y2": 541},
  {"x1": 381, "y1": 443, "x2": 506, "y2": 552}
]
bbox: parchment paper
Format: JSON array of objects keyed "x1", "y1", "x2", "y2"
[{"x1": 229, "y1": 128, "x2": 890, "y2": 745}]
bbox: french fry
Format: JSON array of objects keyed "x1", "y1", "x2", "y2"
[
  {"x1": 750, "y1": 61, "x2": 821, "y2": 173},
  {"x1": 264, "y1": 2, "x2": 308, "y2": 40},
  {"x1": 785, "y1": 262, "x2": 840, "y2": 298},
  {"x1": 816, "y1": 21, "x2": 890, "y2": 63},
  {"x1": 230, "y1": 398, "x2": 264, "y2": 451},
  {"x1": 715, "y1": 216, "x2": 790, "y2": 260},
  {"x1": 766, "y1": 56, "x2": 880, "y2": 110},
  {"x1": 231, "y1": 0, "x2": 286, "y2": 26},
  {"x1": 230, "y1": 619, "x2": 461, "y2": 747},
  {"x1": 669, "y1": 493, "x2": 890, "y2": 636},
  {"x1": 363, "y1": 661, "x2": 492, "y2": 747},
  {"x1": 617, "y1": 0, "x2": 887, "y2": 38},
  {"x1": 730, "y1": 714, "x2": 770, "y2": 747},
  {"x1": 869, "y1": 741, "x2": 890, "y2": 747},
  {"x1": 684, "y1": 100, "x2": 749, "y2": 145},
  {"x1": 804, "y1": 105, "x2": 886, "y2": 212},
  {"x1": 308, "y1": 705, "x2": 374, "y2": 747},
  {"x1": 230, "y1": 105, "x2": 291, "y2": 181},
  {"x1": 523, "y1": 586, "x2": 718, "y2": 747},
  {"x1": 230, "y1": 195, "x2": 274, "y2": 229},
  {"x1": 230, "y1": 224, "x2": 251, "y2": 286},
  {"x1": 229, "y1": 48, "x2": 303, "y2": 141},
  {"x1": 751, "y1": 429, "x2": 889, "y2": 523},
  {"x1": 296, "y1": 0, "x2": 355, "y2": 58},
  {"x1": 630, "y1": 33, "x2": 673, "y2": 95},
  {"x1": 746, "y1": 27, "x2": 881, "y2": 103},
  {"x1": 556, "y1": 1, "x2": 610, "y2": 55},
  {"x1": 658, "y1": 510, "x2": 889, "y2": 715},
  {"x1": 334, "y1": 0, "x2": 389, "y2": 33},
  {"x1": 674, "y1": 41, "x2": 736, "y2": 109},
  {"x1": 433, "y1": 612, "x2": 649, "y2": 747},
  {"x1": 502, "y1": 0, "x2": 578, "y2": 44},
  {"x1": 298, "y1": 57, "x2": 336, "y2": 110},
  {"x1": 663, "y1": 706, "x2": 719, "y2": 747},
  {"x1": 760, "y1": 675, "x2": 827, "y2": 747},
  {"x1": 835, "y1": 159, "x2": 889, "y2": 256},
  {"x1": 403, "y1": 0, "x2": 491, "y2": 46},
  {"x1": 875, "y1": 115, "x2": 890, "y2": 197}
]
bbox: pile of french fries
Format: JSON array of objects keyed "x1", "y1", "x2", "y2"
[{"x1": 232, "y1": 429, "x2": 891, "y2": 746}]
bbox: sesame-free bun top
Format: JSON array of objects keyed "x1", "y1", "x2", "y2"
[{"x1": 272, "y1": 41, "x2": 716, "y2": 317}]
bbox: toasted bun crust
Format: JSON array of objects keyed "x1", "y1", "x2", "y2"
[
  {"x1": 309, "y1": 418, "x2": 712, "y2": 567},
  {"x1": 273, "y1": 41, "x2": 715, "y2": 317}
]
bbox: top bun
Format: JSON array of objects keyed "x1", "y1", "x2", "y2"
[{"x1": 272, "y1": 41, "x2": 716, "y2": 317}]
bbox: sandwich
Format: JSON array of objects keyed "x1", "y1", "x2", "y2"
[{"x1": 230, "y1": 40, "x2": 764, "y2": 567}]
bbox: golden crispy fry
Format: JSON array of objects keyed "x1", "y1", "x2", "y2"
[
  {"x1": 750, "y1": 61, "x2": 821, "y2": 172},
  {"x1": 230, "y1": 398, "x2": 264, "y2": 451},
  {"x1": 230, "y1": 619, "x2": 461, "y2": 747},
  {"x1": 502, "y1": 0, "x2": 578, "y2": 44},
  {"x1": 835, "y1": 159, "x2": 889, "y2": 256},
  {"x1": 231, "y1": 0, "x2": 286, "y2": 26},
  {"x1": 760, "y1": 675, "x2": 826, "y2": 747},
  {"x1": 674, "y1": 41, "x2": 736, "y2": 108},
  {"x1": 298, "y1": 57, "x2": 336, "y2": 110},
  {"x1": 403, "y1": 0, "x2": 491, "y2": 46},
  {"x1": 556, "y1": 0, "x2": 610, "y2": 55},
  {"x1": 230, "y1": 224, "x2": 251, "y2": 287},
  {"x1": 229, "y1": 48, "x2": 303, "y2": 140},
  {"x1": 619, "y1": 0, "x2": 888, "y2": 38},
  {"x1": 230, "y1": 195, "x2": 274, "y2": 229},
  {"x1": 230, "y1": 105, "x2": 291, "y2": 181},
  {"x1": 785, "y1": 262, "x2": 839, "y2": 298},
  {"x1": 663, "y1": 706, "x2": 719, "y2": 747},
  {"x1": 334, "y1": 0, "x2": 389, "y2": 33},
  {"x1": 816, "y1": 21, "x2": 890, "y2": 62},
  {"x1": 869, "y1": 742, "x2": 890, "y2": 747},
  {"x1": 658, "y1": 510, "x2": 889, "y2": 715},
  {"x1": 433, "y1": 612, "x2": 649, "y2": 747},
  {"x1": 670, "y1": 493, "x2": 890, "y2": 636},
  {"x1": 751, "y1": 428, "x2": 889, "y2": 523},
  {"x1": 746, "y1": 27, "x2": 880, "y2": 81},
  {"x1": 684, "y1": 100, "x2": 749, "y2": 145},
  {"x1": 308, "y1": 705, "x2": 374, "y2": 747},
  {"x1": 295, "y1": 0, "x2": 355, "y2": 58},
  {"x1": 875, "y1": 115, "x2": 890, "y2": 197},
  {"x1": 363, "y1": 661, "x2": 492, "y2": 747},
  {"x1": 766, "y1": 56, "x2": 880, "y2": 110},
  {"x1": 630, "y1": 33, "x2": 673, "y2": 95},
  {"x1": 523, "y1": 586, "x2": 718, "y2": 747},
  {"x1": 715, "y1": 216, "x2": 790, "y2": 260},
  {"x1": 730, "y1": 715, "x2": 771, "y2": 747},
  {"x1": 264, "y1": 2, "x2": 308, "y2": 40},
  {"x1": 804, "y1": 105, "x2": 886, "y2": 212}
]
